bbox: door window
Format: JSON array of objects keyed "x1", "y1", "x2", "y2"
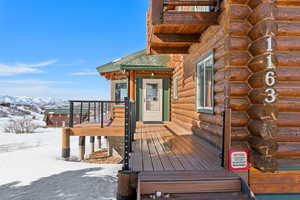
[{"x1": 146, "y1": 83, "x2": 160, "y2": 111}]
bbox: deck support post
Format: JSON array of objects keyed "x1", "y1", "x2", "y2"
[
  {"x1": 61, "y1": 128, "x2": 70, "y2": 160},
  {"x1": 117, "y1": 171, "x2": 138, "y2": 200},
  {"x1": 79, "y1": 136, "x2": 86, "y2": 160},
  {"x1": 107, "y1": 138, "x2": 113, "y2": 157},
  {"x1": 90, "y1": 136, "x2": 95, "y2": 153},
  {"x1": 96, "y1": 136, "x2": 102, "y2": 150}
]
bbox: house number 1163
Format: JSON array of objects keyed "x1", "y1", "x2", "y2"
[{"x1": 265, "y1": 37, "x2": 277, "y2": 103}]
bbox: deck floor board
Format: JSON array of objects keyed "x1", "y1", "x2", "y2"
[{"x1": 129, "y1": 123, "x2": 223, "y2": 172}]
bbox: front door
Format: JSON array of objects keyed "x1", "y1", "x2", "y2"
[{"x1": 142, "y1": 79, "x2": 163, "y2": 122}]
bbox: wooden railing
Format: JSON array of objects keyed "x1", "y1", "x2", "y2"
[{"x1": 123, "y1": 97, "x2": 137, "y2": 171}]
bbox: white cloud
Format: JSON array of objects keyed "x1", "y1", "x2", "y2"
[
  {"x1": 0, "y1": 79, "x2": 71, "y2": 85},
  {"x1": 71, "y1": 71, "x2": 98, "y2": 76},
  {"x1": 0, "y1": 60, "x2": 57, "y2": 76}
]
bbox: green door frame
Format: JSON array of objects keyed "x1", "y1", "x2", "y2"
[{"x1": 136, "y1": 77, "x2": 170, "y2": 122}]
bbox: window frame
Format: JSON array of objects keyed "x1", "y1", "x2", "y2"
[
  {"x1": 196, "y1": 51, "x2": 214, "y2": 114},
  {"x1": 114, "y1": 80, "x2": 128, "y2": 102},
  {"x1": 173, "y1": 75, "x2": 178, "y2": 100}
]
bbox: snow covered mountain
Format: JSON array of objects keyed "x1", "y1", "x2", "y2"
[{"x1": 0, "y1": 95, "x2": 68, "y2": 107}]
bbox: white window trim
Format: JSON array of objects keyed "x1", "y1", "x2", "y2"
[{"x1": 196, "y1": 53, "x2": 214, "y2": 113}]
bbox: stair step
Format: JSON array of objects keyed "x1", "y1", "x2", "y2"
[
  {"x1": 139, "y1": 170, "x2": 242, "y2": 195},
  {"x1": 142, "y1": 192, "x2": 250, "y2": 200}
]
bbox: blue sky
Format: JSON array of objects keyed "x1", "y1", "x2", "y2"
[{"x1": 0, "y1": 0, "x2": 148, "y2": 99}]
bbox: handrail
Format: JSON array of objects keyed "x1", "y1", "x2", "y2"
[{"x1": 123, "y1": 97, "x2": 136, "y2": 171}]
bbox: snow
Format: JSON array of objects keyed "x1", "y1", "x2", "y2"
[
  {"x1": 0, "y1": 95, "x2": 68, "y2": 107},
  {"x1": 0, "y1": 127, "x2": 121, "y2": 200}
]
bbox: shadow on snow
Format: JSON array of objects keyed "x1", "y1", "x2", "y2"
[{"x1": 0, "y1": 167, "x2": 117, "y2": 200}]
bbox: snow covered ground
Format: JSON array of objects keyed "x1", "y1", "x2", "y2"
[{"x1": 0, "y1": 128, "x2": 121, "y2": 200}]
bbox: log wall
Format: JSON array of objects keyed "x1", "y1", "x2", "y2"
[
  {"x1": 168, "y1": 0, "x2": 251, "y2": 150},
  {"x1": 167, "y1": 0, "x2": 300, "y2": 170}
]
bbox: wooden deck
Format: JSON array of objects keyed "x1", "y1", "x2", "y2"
[{"x1": 129, "y1": 123, "x2": 222, "y2": 172}]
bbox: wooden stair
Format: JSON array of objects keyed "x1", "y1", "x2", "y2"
[{"x1": 138, "y1": 170, "x2": 252, "y2": 200}]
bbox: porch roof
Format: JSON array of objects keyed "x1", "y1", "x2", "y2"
[{"x1": 96, "y1": 50, "x2": 172, "y2": 74}]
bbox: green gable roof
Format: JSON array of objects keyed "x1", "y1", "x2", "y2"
[{"x1": 96, "y1": 50, "x2": 172, "y2": 73}]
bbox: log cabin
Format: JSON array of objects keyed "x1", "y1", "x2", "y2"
[{"x1": 61, "y1": 0, "x2": 300, "y2": 199}]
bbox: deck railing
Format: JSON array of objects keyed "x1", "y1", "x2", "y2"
[
  {"x1": 68, "y1": 100, "x2": 124, "y2": 128},
  {"x1": 123, "y1": 97, "x2": 136, "y2": 171},
  {"x1": 151, "y1": 0, "x2": 222, "y2": 25}
]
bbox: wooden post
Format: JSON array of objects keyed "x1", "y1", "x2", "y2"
[
  {"x1": 96, "y1": 136, "x2": 102, "y2": 150},
  {"x1": 61, "y1": 128, "x2": 70, "y2": 160},
  {"x1": 79, "y1": 136, "x2": 86, "y2": 160},
  {"x1": 90, "y1": 136, "x2": 95, "y2": 153},
  {"x1": 117, "y1": 171, "x2": 138, "y2": 200},
  {"x1": 129, "y1": 71, "x2": 136, "y2": 101},
  {"x1": 107, "y1": 138, "x2": 113, "y2": 157}
]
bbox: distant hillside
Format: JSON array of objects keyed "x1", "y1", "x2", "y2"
[{"x1": 0, "y1": 95, "x2": 68, "y2": 107}]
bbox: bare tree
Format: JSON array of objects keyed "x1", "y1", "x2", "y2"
[{"x1": 4, "y1": 118, "x2": 39, "y2": 134}]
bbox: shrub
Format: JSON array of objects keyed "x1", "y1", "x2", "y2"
[{"x1": 4, "y1": 118, "x2": 39, "y2": 134}]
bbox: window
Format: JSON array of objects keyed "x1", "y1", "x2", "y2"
[
  {"x1": 115, "y1": 82, "x2": 127, "y2": 101},
  {"x1": 173, "y1": 76, "x2": 178, "y2": 99},
  {"x1": 196, "y1": 52, "x2": 214, "y2": 113}
]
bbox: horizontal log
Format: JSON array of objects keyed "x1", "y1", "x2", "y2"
[
  {"x1": 248, "y1": 120, "x2": 278, "y2": 139},
  {"x1": 230, "y1": 97, "x2": 250, "y2": 111},
  {"x1": 151, "y1": 46, "x2": 189, "y2": 54},
  {"x1": 152, "y1": 33, "x2": 200, "y2": 44},
  {"x1": 194, "y1": 120, "x2": 223, "y2": 137},
  {"x1": 228, "y1": 67, "x2": 250, "y2": 81},
  {"x1": 229, "y1": 52, "x2": 251, "y2": 66},
  {"x1": 278, "y1": 112, "x2": 300, "y2": 127},
  {"x1": 276, "y1": 0, "x2": 300, "y2": 6},
  {"x1": 198, "y1": 113, "x2": 223, "y2": 126},
  {"x1": 229, "y1": 4, "x2": 251, "y2": 20},
  {"x1": 249, "y1": 20, "x2": 278, "y2": 41},
  {"x1": 231, "y1": 111, "x2": 249, "y2": 127},
  {"x1": 249, "y1": 136, "x2": 279, "y2": 156},
  {"x1": 247, "y1": 104, "x2": 278, "y2": 121},
  {"x1": 249, "y1": 36, "x2": 276, "y2": 57},
  {"x1": 249, "y1": 53, "x2": 278, "y2": 73},
  {"x1": 251, "y1": 153, "x2": 278, "y2": 173},
  {"x1": 248, "y1": 3, "x2": 276, "y2": 25},
  {"x1": 277, "y1": 127, "x2": 300, "y2": 142},
  {"x1": 192, "y1": 126, "x2": 221, "y2": 148},
  {"x1": 277, "y1": 52, "x2": 300, "y2": 66},
  {"x1": 172, "y1": 108, "x2": 197, "y2": 120},
  {"x1": 228, "y1": 36, "x2": 251, "y2": 51},
  {"x1": 232, "y1": 127, "x2": 249, "y2": 141},
  {"x1": 162, "y1": 11, "x2": 218, "y2": 25},
  {"x1": 229, "y1": 20, "x2": 252, "y2": 36},
  {"x1": 171, "y1": 103, "x2": 195, "y2": 111},
  {"x1": 229, "y1": 82, "x2": 250, "y2": 96}
]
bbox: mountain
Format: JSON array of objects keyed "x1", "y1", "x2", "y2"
[{"x1": 0, "y1": 95, "x2": 68, "y2": 107}]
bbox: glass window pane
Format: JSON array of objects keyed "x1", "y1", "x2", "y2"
[
  {"x1": 146, "y1": 83, "x2": 160, "y2": 111},
  {"x1": 205, "y1": 65, "x2": 213, "y2": 107},
  {"x1": 115, "y1": 83, "x2": 127, "y2": 101}
]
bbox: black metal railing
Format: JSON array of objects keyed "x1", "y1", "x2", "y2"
[
  {"x1": 68, "y1": 100, "x2": 124, "y2": 128},
  {"x1": 123, "y1": 97, "x2": 137, "y2": 171}
]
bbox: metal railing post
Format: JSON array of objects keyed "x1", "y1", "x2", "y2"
[
  {"x1": 123, "y1": 97, "x2": 130, "y2": 171},
  {"x1": 101, "y1": 102, "x2": 104, "y2": 128},
  {"x1": 69, "y1": 101, "x2": 74, "y2": 128}
]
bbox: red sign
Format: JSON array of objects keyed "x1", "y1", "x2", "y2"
[{"x1": 229, "y1": 150, "x2": 249, "y2": 170}]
